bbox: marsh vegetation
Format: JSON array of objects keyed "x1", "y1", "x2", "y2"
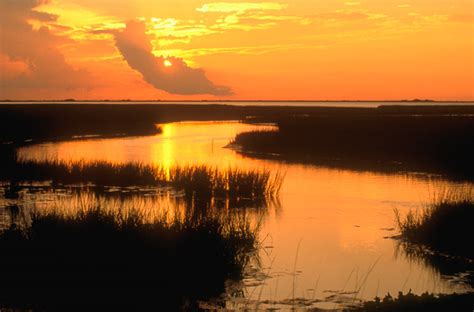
[
  {"x1": 2, "y1": 103, "x2": 472, "y2": 145},
  {"x1": 233, "y1": 113, "x2": 474, "y2": 179},
  {"x1": 1, "y1": 146, "x2": 283, "y2": 200},
  {"x1": 0, "y1": 196, "x2": 259, "y2": 310},
  {"x1": 395, "y1": 187, "x2": 474, "y2": 258},
  {"x1": 393, "y1": 186, "x2": 474, "y2": 297}
]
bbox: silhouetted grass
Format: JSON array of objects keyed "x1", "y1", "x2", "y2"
[
  {"x1": 233, "y1": 114, "x2": 474, "y2": 179},
  {"x1": 346, "y1": 291, "x2": 474, "y2": 312},
  {"x1": 171, "y1": 165, "x2": 283, "y2": 199},
  {"x1": 395, "y1": 187, "x2": 474, "y2": 258},
  {"x1": 0, "y1": 202, "x2": 258, "y2": 310},
  {"x1": 0, "y1": 146, "x2": 283, "y2": 199}
]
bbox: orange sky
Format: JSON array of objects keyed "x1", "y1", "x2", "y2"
[{"x1": 0, "y1": 0, "x2": 473, "y2": 100}]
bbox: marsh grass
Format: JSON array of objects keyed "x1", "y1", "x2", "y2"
[
  {"x1": 0, "y1": 197, "x2": 259, "y2": 310},
  {"x1": 0, "y1": 147, "x2": 283, "y2": 200},
  {"x1": 395, "y1": 186, "x2": 474, "y2": 258},
  {"x1": 169, "y1": 165, "x2": 284, "y2": 199},
  {"x1": 233, "y1": 114, "x2": 474, "y2": 179}
]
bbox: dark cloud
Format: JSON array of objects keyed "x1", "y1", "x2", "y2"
[
  {"x1": 114, "y1": 20, "x2": 232, "y2": 96},
  {"x1": 0, "y1": 0, "x2": 90, "y2": 91}
]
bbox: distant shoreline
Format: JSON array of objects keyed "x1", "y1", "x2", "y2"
[
  {"x1": 0, "y1": 100, "x2": 473, "y2": 109},
  {"x1": 1, "y1": 99, "x2": 473, "y2": 103}
]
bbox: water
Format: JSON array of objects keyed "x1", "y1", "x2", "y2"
[{"x1": 15, "y1": 121, "x2": 473, "y2": 309}]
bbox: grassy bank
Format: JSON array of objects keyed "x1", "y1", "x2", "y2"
[
  {"x1": 0, "y1": 203, "x2": 258, "y2": 310},
  {"x1": 233, "y1": 114, "x2": 474, "y2": 179},
  {"x1": 395, "y1": 187, "x2": 474, "y2": 258}
]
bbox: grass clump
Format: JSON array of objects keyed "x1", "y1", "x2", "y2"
[
  {"x1": 0, "y1": 202, "x2": 258, "y2": 310},
  {"x1": 395, "y1": 186, "x2": 474, "y2": 258}
]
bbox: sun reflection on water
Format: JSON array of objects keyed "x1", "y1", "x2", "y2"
[{"x1": 152, "y1": 123, "x2": 174, "y2": 179}]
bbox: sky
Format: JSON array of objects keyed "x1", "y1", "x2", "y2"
[{"x1": 0, "y1": 0, "x2": 473, "y2": 100}]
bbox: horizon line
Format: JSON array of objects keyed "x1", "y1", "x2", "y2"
[{"x1": 1, "y1": 99, "x2": 474, "y2": 103}]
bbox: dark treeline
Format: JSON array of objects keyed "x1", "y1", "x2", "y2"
[
  {"x1": 1, "y1": 103, "x2": 473, "y2": 144},
  {"x1": 234, "y1": 112, "x2": 474, "y2": 180}
]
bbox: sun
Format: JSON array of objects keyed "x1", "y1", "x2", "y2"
[{"x1": 163, "y1": 59, "x2": 172, "y2": 67}]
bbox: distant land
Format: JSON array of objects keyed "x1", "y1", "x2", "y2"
[{"x1": 1, "y1": 99, "x2": 473, "y2": 103}]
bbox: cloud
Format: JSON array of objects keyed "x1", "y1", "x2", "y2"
[
  {"x1": 0, "y1": 0, "x2": 91, "y2": 91},
  {"x1": 195, "y1": 2, "x2": 307, "y2": 32},
  {"x1": 84, "y1": 3, "x2": 305, "y2": 53},
  {"x1": 113, "y1": 20, "x2": 231, "y2": 96}
]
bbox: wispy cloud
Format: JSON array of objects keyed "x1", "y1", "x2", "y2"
[{"x1": 195, "y1": 1, "x2": 307, "y2": 32}]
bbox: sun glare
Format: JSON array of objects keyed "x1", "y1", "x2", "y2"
[{"x1": 164, "y1": 59, "x2": 172, "y2": 67}]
